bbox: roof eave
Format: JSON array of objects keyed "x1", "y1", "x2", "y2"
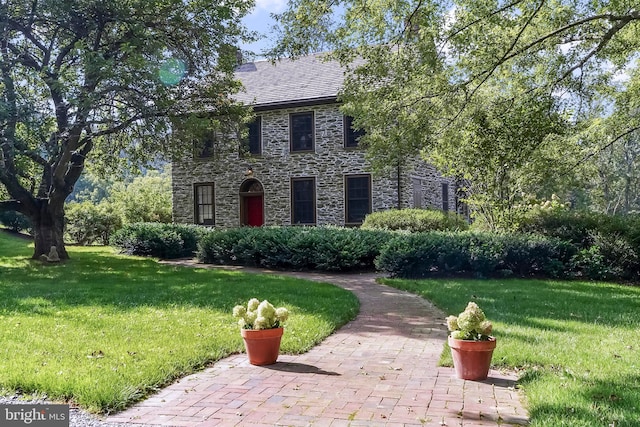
[{"x1": 250, "y1": 96, "x2": 339, "y2": 112}]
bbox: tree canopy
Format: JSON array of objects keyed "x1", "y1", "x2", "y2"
[
  {"x1": 0, "y1": 0, "x2": 253, "y2": 258},
  {"x1": 273, "y1": 0, "x2": 640, "y2": 224}
]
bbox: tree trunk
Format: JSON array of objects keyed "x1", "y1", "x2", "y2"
[{"x1": 30, "y1": 198, "x2": 68, "y2": 261}]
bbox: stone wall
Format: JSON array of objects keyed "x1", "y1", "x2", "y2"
[{"x1": 172, "y1": 103, "x2": 457, "y2": 227}]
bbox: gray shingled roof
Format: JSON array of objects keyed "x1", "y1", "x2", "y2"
[{"x1": 234, "y1": 53, "x2": 347, "y2": 108}]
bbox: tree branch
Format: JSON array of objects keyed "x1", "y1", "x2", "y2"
[
  {"x1": 7, "y1": 17, "x2": 48, "y2": 54},
  {"x1": 573, "y1": 126, "x2": 640, "y2": 170},
  {"x1": 555, "y1": 16, "x2": 633, "y2": 84},
  {"x1": 442, "y1": 0, "x2": 527, "y2": 52},
  {"x1": 446, "y1": 0, "x2": 546, "y2": 131}
]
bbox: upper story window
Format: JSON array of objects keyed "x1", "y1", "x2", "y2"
[
  {"x1": 345, "y1": 174, "x2": 371, "y2": 225},
  {"x1": 344, "y1": 116, "x2": 365, "y2": 148},
  {"x1": 290, "y1": 112, "x2": 314, "y2": 152},
  {"x1": 245, "y1": 116, "x2": 262, "y2": 155},
  {"x1": 194, "y1": 133, "x2": 215, "y2": 159},
  {"x1": 194, "y1": 183, "x2": 215, "y2": 225},
  {"x1": 291, "y1": 177, "x2": 316, "y2": 224}
]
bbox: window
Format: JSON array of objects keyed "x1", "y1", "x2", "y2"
[
  {"x1": 194, "y1": 183, "x2": 214, "y2": 225},
  {"x1": 291, "y1": 177, "x2": 316, "y2": 224},
  {"x1": 290, "y1": 112, "x2": 314, "y2": 152},
  {"x1": 245, "y1": 116, "x2": 262, "y2": 155},
  {"x1": 194, "y1": 133, "x2": 215, "y2": 158},
  {"x1": 345, "y1": 175, "x2": 371, "y2": 224},
  {"x1": 344, "y1": 116, "x2": 365, "y2": 148},
  {"x1": 442, "y1": 182, "x2": 450, "y2": 212},
  {"x1": 412, "y1": 178, "x2": 423, "y2": 209}
]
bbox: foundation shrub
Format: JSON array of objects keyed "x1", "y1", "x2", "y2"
[
  {"x1": 376, "y1": 232, "x2": 575, "y2": 279},
  {"x1": 197, "y1": 226, "x2": 392, "y2": 271},
  {"x1": 362, "y1": 208, "x2": 469, "y2": 232},
  {"x1": 373, "y1": 232, "x2": 468, "y2": 278}
]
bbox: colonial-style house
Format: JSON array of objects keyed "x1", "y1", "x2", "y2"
[{"x1": 171, "y1": 53, "x2": 456, "y2": 227}]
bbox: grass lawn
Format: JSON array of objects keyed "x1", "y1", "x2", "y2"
[
  {"x1": 382, "y1": 277, "x2": 640, "y2": 427},
  {"x1": 0, "y1": 231, "x2": 359, "y2": 413}
]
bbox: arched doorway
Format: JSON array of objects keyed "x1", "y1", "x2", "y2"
[{"x1": 240, "y1": 179, "x2": 264, "y2": 226}]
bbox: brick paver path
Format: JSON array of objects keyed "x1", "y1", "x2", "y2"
[{"x1": 107, "y1": 267, "x2": 528, "y2": 427}]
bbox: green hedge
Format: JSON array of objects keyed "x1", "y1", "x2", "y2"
[
  {"x1": 375, "y1": 231, "x2": 576, "y2": 279},
  {"x1": 197, "y1": 226, "x2": 392, "y2": 271},
  {"x1": 362, "y1": 208, "x2": 469, "y2": 232},
  {"x1": 517, "y1": 210, "x2": 640, "y2": 280},
  {"x1": 110, "y1": 223, "x2": 208, "y2": 259},
  {"x1": 518, "y1": 209, "x2": 640, "y2": 246},
  {"x1": 110, "y1": 220, "x2": 639, "y2": 282}
]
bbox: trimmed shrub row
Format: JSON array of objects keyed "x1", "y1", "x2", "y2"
[
  {"x1": 375, "y1": 231, "x2": 576, "y2": 279},
  {"x1": 112, "y1": 214, "x2": 640, "y2": 281},
  {"x1": 362, "y1": 208, "x2": 469, "y2": 232},
  {"x1": 518, "y1": 210, "x2": 640, "y2": 249},
  {"x1": 197, "y1": 226, "x2": 392, "y2": 271},
  {"x1": 517, "y1": 210, "x2": 640, "y2": 280},
  {"x1": 110, "y1": 223, "x2": 208, "y2": 259}
]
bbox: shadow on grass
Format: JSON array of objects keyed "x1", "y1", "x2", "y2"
[
  {"x1": 522, "y1": 370, "x2": 640, "y2": 426},
  {"x1": 383, "y1": 277, "x2": 640, "y2": 330},
  {"x1": 0, "y1": 239, "x2": 359, "y2": 330}
]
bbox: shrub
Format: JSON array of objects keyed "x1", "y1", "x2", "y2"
[
  {"x1": 65, "y1": 201, "x2": 122, "y2": 245},
  {"x1": 197, "y1": 226, "x2": 392, "y2": 271},
  {"x1": 570, "y1": 232, "x2": 640, "y2": 281},
  {"x1": 373, "y1": 232, "x2": 450, "y2": 278},
  {"x1": 362, "y1": 208, "x2": 469, "y2": 233},
  {"x1": 518, "y1": 210, "x2": 640, "y2": 248},
  {"x1": 375, "y1": 231, "x2": 575, "y2": 279},
  {"x1": 517, "y1": 210, "x2": 640, "y2": 280},
  {"x1": 110, "y1": 223, "x2": 207, "y2": 259},
  {"x1": 107, "y1": 171, "x2": 173, "y2": 224},
  {"x1": 0, "y1": 211, "x2": 31, "y2": 233},
  {"x1": 518, "y1": 210, "x2": 598, "y2": 247}
]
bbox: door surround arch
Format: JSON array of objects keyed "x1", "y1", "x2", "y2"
[{"x1": 239, "y1": 179, "x2": 264, "y2": 226}]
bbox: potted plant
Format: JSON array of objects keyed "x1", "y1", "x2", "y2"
[
  {"x1": 233, "y1": 298, "x2": 289, "y2": 365},
  {"x1": 446, "y1": 302, "x2": 496, "y2": 380}
]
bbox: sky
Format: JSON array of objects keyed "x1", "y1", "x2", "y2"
[{"x1": 241, "y1": 0, "x2": 288, "y2": 57}]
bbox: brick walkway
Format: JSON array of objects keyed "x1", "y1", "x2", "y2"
[{"x1": 107, "y1": 267, "x2": 528, "y2": 427}]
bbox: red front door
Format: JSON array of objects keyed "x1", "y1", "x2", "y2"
[{"x1": 245, "y1": 196, "x2": 264, "y2": 226}]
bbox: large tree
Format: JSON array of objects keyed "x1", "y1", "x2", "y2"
[
  {"x1": 0, "y1": 0, "x2": 252, "y2": 259},
  {"x1": 273, "y1": 0, "x2": 640, "y2": 220},
  {"x1": 577, "y1": 64, "x2": 640, "y2": 213}
]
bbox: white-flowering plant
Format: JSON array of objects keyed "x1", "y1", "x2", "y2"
[
  {"x1": 446, "y1": 302, "x2": 493, "y2": 341},
  {"x1": 233, "y1": 298, "x2": 289, "y2": 330}
]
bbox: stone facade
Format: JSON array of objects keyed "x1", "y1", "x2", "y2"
[{"x1": 172, "y1": 103, "x2": 457, "y2": 227}]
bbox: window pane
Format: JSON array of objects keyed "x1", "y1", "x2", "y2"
[
  {"x1": 195, "y1": 134, "x2": 215, "y2": 158},
  {"x1": 292, "y1": 179, "x2": 315, "y2": 224},
  {"x1": 195, "y1": 184, "x2": 214, "y2": 225},
  {"x1": 291, "y1": 113, "x2": 314, "y2": 151},
  {"x1": 248, "y1": 117, "x2": 261, "y2": 155},
  {"x1": 346, "y1": 176, "x2": 371, "y2": 224},
  {"x1": 344, "y1": 116, "x2": 364, "y2": 148}
]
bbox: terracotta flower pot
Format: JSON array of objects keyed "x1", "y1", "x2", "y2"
[
  {"x1": 448, "y1": 336, "x2": 496, "y2": 380},
  {"x1": 241, "y1": 327, "x2": 284, "y2": 365}
]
